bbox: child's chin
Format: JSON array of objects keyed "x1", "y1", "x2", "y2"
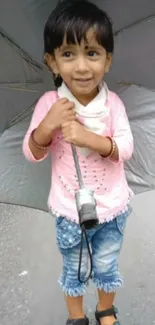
[{"x1": 74, "y1": 84, "x2": 94, "y2": 93}]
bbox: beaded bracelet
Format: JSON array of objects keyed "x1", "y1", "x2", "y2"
[{"x1": 30, "y1": 129, "x2": 52, "y2": 150}]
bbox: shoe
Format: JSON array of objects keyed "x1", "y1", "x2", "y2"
[
  {"x1": 95, "y1": 306, "x2": 120, "y2": 324},
  {"x1": 66, "y1": 316, "x2": 89, "y2": 325}
]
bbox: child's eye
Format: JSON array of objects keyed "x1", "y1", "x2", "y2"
[
  {"x1": 63, "y1": 51, "x2": 72, "y2": 58},
  {"x1": 88, "y1": 51, "x2": 98, "y2": 57}
]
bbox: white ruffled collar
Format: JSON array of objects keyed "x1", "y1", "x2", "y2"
[
  {"x1": 57, "y1": 81, "x2": 109, "y2": 156},
  {"x1": 57, "y1": 81, "x2": 108, "y2": 118}
]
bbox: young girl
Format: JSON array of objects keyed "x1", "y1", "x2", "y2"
[{"x1": 23, "y1": 1, "x2": 134, "y2": 324}]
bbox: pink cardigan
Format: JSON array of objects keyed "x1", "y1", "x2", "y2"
[{"x1": 23, "y1": 89, "x2": 134, "y2": 223}]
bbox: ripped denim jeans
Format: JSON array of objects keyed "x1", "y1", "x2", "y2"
[{"x1": 56, "y1": 207, "x2": 131, "y2": 297}]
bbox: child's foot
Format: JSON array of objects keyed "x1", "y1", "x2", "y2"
[{"x1": 97, "y1": 315, "x2": 116, "y2": 325}]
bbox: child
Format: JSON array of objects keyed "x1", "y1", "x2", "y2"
[{"x1": 23, "y1": 1, "x2": 134, "y2": 324}]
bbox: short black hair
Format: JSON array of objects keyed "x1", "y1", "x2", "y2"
[{"x1": 44, "y1": 0, "x2": 114, "y2": 87}]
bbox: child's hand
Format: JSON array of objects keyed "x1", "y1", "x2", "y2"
[
  {"x1": 61, "y1": 120, "x2": 89, "y2": 147},
  {"x1": 43, "y1": 98, "x2": 76, "y2": 132}
]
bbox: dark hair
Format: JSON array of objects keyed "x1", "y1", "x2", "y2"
[{"x1": 44, "y1": 0, "x2": 114, "y2": 87}]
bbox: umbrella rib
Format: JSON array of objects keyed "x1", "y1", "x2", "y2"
[
  {"x1": 115, "y1": 14, "x2": 155, "y2": 35},
  {"x1": 0, "y1": 80, "x2": 43, "y2": 92},
  {"x1": 0, "y1": 27, "x2": 42, "y2": 70},
  {"x1": 7, "y1": 101, "x2": 38, "y2": 129},
  {"x1": 117, "y1": 81, "x2": 155, "y2": 92}
]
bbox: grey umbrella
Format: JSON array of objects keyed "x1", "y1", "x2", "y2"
[{"x1": 0, "y1": 0, "x2": 155, "y2": 209}]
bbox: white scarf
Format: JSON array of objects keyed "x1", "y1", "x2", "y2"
[{"x1": 58, "y1": 82, "x2": 109, "y2": 156}]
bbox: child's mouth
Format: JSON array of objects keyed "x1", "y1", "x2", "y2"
[{"x1": 74, "y1": 78, "x2": 92, "y2": 84}]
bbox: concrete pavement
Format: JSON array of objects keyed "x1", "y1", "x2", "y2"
[{"x1": 0, "y1": 190, "x2": 155, "y2": 324}]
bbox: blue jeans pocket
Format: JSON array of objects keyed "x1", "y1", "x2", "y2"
[{"x1": 56, "y1": 217, "x2": 82, "y2": 249}]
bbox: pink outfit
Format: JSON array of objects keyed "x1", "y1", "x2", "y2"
[{"x1": 23, "y1": 87, "x2": 134, "y2": 223}]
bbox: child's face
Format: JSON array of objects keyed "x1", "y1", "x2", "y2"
[{"x1": 47, "y1": 29, "x2": 112, "y2": 105}]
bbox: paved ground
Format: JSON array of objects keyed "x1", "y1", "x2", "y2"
[{"x1": 0, "y1": 190, "x2": 155, "y2": 325}]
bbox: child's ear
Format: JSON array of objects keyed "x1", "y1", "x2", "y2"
[
  {"x1": 105, "y1": 53, "x2": 112, "y2": 73},
  {"x1": 43, "y1": 53, "x2": 59, "y2": 74}
]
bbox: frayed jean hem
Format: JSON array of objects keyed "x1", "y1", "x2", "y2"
[
  {"x1": 58, "y1": 275, "x2": 88, "y2": 297},
  {"x1": 92, "y1": 275, "x2": 123, "y2": 293},
  {"x1": 58, "y1": 274, "x2": 123, "y2": 296}
]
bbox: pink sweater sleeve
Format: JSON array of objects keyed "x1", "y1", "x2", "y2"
[
  {"x1": 111, "y1": 93, "x2": 134, "y2": 163},
  {"x1": 22, "y1": 92, "x2": 50, "y2": 162}
]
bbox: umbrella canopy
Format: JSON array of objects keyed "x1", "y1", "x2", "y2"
[{"x1": 0, "y1": 0, "x2": 155, "y2": 210}]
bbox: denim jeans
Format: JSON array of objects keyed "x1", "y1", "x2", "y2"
[{"x1": 56, "y1": 207, "x2": 131, "y2": 297}]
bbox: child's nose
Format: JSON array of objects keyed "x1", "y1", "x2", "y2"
[{"x1": 75, "y1": 56, "x2": 89, "y2": 72}]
